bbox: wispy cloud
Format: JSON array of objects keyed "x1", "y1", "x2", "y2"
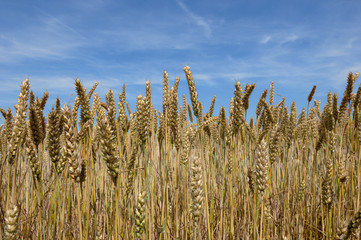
[
  {"x1": 0, "y1": 13, "x2": 86, "y2": 63},
  {"x1": 347, "y1": 37, "x2": 358, "y2": 49},
  {"x1": 192, "y1": 73, "x2": 216, "y2": 86},
  {"x1": 260, "y1": 35, "x2": 271, "y2": 44},
  {"x1": 175, "y1": 0, "x2": 212, "y2": 37},
  {"x1": 280, "y1": 34, "x2": 299, "y2": 45}
]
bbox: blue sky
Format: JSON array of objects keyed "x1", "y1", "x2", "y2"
[{"x1": 1, "y1": 0, "x2": 361, "y2": 119}]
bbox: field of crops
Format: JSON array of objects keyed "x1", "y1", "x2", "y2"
[{"x1": 0, "y1": 66, "x2": 361, "y2": 239}]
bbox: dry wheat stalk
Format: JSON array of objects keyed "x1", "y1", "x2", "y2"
[
  {"x1": 190, "y1": 156, "x2": 204, "y2": 225},
  {"x1": 297, "y1": 179, "x2": 306, "y2": 201},
  {"x1": 354, "y1": 83, "x2": 361, "y2": 109},
  {"x1": 135, "y1": 95, "x2": 149, "y2": 144},
  {"x1": 126, "y1": 146, "x2": 138, "y2": 196},
  {"x1": 157, "y1": 111, "x2": 165, "y2": 144},
  {"x1": 8, "y1": 78, "x2": 30, "y2": 164},
  {"x1": 261, "y1": 98, "x2": 275, "y2": 127},
  {"x1": 181, "y1": 129, "x2": 190, "y2": 164},
  {"x1": 153, "y1": 109, "x2": 158, "y2": 134},
  {"x1": 247, "y1": 168, "x2": 255, "y2": 194},
  {"x1": 76, "y1": 119, "x2": 92, "y2": 142},
  {"x1": 187, "y1": 104, "x2": 194, "y2": 123},
  {"x1": 0, "y1": 108, "x2": 13, "y2": 146},
  {"x1": 4, "y1": 204, "x2": 20, "y2": 240},
  {"x1": 91, "y1": 92, "x2": 101, "y2": 120},
  {"x1": 269, "y1": 81, "x2": 275, "y2": 106},
  {"x1": 180, "y1": 94, "x2": 187, "y2": 127},
  {"x1": 269, "y1": 124, "x2": 280, "y2": 164},
  {"x1": 339, "y1": 73, "x2": 355, "y2": 122},
  {"x1": 333, "y1": 93, "x2": 339, "y2": 122},
  {"x1": 97, "y1": 109, "x2": 120, "y2": 184},
  {"x1": 25, "y1": 122, "x2": 41, "y2": 181},
  {"x1": 308, "y1": 85, "x2": 317, "y2": 103},
  {"x1": 219, "y1": 106, "x2": 227, "y2": 140},
  {"x1": 63, "y1": 105, "x2": 85, "y2": 182},
  {"x1": 342, "y1": 208, "x2": 361, "y2": 240},
  {"x1": 168, "y1": 87, "x2": 180, "y2": 148},
  {"x1": 290, "y1": 101, "x2": 297, "y2": 131},
  {"x1": 28, "y1": 91, "x2": 47, "y2": 146},
  {"x1": 135, "y1": 191, "x2": 146, "y2": 239},
  {"x1": 184, "y1": 65, "x2": 200, "y2": 118},
  {"x1": 295, "y1": 108, "x2": 307, "y2": 138},
  {"x1": 75, "y1": 78, "x2": 98, "y2": 128},
  {"x1": 308, "y1": 107, "x2": 319, "y2": 139},
  {"x1": 338, "y1": 157, "x2": 347, "y2": 183},
  {"x1": 162, "y1": 70, "x2": 170, "y2": 114},
  {"x1": 105, "y1": 88, "x2": 117, "y2": 140},
  {"x1": 242, "y1": 83, "x2": 256, "y2": 111},
  {"x1": 322, "y1": 136, "x2": 334, "y2": 209},
  {"x1": 47, "y1": 108, "x2": 62, "y2": 170},
  {"x1": 118, "y1": 85, "x2": 128, "y2": 132},
  {"x1": 232, "y1": 82, "x2": 244, "y2": 133},
  {"x1": 86, "y1": 81, "x2": 99, "y2": 100},
  {"x1": 209, "y1": 95, "x2": 216, "y2": 117},
  {"x1": 255, "y1": 139, "x2": 269, "y2": 198},
  {"x1": 145, "y1": 80, "x2": 153, "y2": 136},
  {"x1": 69, "y1": 144, "x2": 87, "y2": 183},
  {"x1": 256, "y1": 89, "x2": 268, "y2": 118}
]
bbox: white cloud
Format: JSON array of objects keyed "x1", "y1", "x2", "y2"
[{"x1": 175, "y1": 0, "x2": 212, "y2": 37}]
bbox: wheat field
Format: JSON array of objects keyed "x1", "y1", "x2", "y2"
[{"x1": 0, "y1": 66, "x2": 361, "y2": 239}]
